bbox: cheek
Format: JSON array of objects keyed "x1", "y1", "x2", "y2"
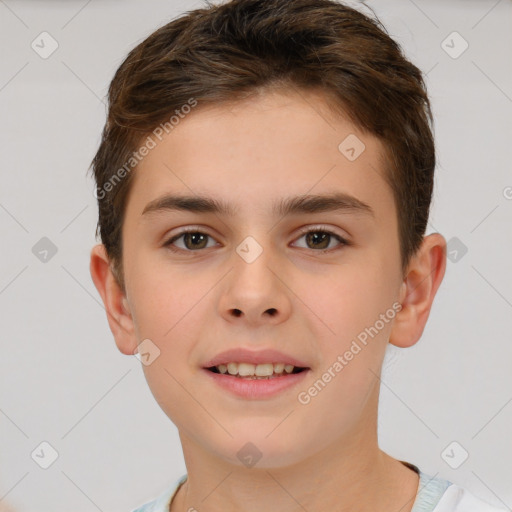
[
  {"x1": 299, "y1": 263, "x2": 394, "y2": 334},
  {"x1": 297, "y1": 262, "x2": 397, "y2": 395},
  {"x1": 127, "y1": 258, "x2": 206, "y2": 338},
  {"x1": 133, "y1": 272, "x2": 205, "y2": 420}
]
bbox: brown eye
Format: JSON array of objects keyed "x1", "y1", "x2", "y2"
[
  {"x1": 305, "y1": 231, "x2": 330, "y2": 250},
  {"x1": 164, "y1": 230, "x2": 217, "y2": 252},
  {"x1": 293, "y1": 228, "x2": 349, "y2": 252}
]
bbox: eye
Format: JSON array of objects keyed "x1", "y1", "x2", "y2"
[
  {"x1": 163, "y1": 226, "x2": 350, "y2": 254},
  {"x1": 163, "y1": 228, "x2": 218, "y2": 252},
  {"x1": 292, "y1": 227, "x2": 349, "y2": 253}
]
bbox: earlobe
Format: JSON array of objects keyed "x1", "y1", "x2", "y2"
[
  {"x1": 89, "y1": 244, "x2": 138, "y2": 356},
  {"x1": 389, "y1": 233, "x2": 447, "y2": 348}
]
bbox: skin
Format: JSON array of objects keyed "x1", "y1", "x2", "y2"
[{"x1": 90, "y1": 87, "x2": 446, "y2": 512}]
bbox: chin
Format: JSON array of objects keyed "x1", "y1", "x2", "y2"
[{"x1": 208, "y1": 431, "x2": 314, "y2": 470}]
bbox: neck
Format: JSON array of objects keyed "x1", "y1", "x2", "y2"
[{"x1": 171, "y1": 394, "x2": 419, "y2": 512}]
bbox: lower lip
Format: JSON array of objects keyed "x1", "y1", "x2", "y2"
[{"x1": 202, "y1": 368, "x2": 310, "y2": 399}]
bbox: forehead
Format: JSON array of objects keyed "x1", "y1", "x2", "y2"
[{"x1": 124, "y1": 88, "x2": 395, "y2": 225}]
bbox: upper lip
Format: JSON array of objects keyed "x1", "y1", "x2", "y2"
[{"x1": 202, "y1": 348, "x2": 310, "y2": 368}]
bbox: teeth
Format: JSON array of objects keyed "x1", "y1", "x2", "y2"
[{"x1": 217, "y1": 362, "x2": 297, "y2": 376}]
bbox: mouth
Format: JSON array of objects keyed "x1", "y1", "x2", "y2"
[
  {"x1": 200, "y1": 349, "x2": 311, "y2": 398},
  {"x1": 205, "y1": 363, "x2": 309, "y2": 379},
  {"x1": 202, "y1": 363, "x2": 311, "y2": 399}
]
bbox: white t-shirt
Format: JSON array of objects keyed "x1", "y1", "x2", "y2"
[{"x1": 131, "y1": 467, "x2": 508, "y2": 512}]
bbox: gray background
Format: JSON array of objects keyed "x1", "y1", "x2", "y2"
[{"x1": 1, "y1": 0, "x2": 511, "y2": 511}]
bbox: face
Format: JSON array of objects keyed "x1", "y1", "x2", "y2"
[{"x1": 110, "y1": 88, "x2": 408, "y2": 468}]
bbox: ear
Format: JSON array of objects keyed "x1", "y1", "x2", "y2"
[
  {"x1": 89, "y1": 244, "x2": 138, "y2": 356},
  {"x1": 390, "y1": 233, "x2": 447, "y2": 348}
]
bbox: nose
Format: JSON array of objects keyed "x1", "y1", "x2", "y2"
[{"x1": 218, "y1": 243, "x2": 292, "y2": 327}]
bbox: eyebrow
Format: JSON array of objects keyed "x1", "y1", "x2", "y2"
[{"x1": 141, "y1": 192, "x2": 375, "y2": 219}]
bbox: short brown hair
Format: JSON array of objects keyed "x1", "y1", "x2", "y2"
[{"x1": 89, "y1": 0, "x2": 435, "y2": 293}]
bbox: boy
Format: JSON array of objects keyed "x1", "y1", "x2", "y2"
[{"x1": 88, "y1": 0, "x2": 507, "y2": 511}]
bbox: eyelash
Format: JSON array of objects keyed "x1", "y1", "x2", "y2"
[{"x1": 163, "y1": 226, "x2": 350, "y2": 254}]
